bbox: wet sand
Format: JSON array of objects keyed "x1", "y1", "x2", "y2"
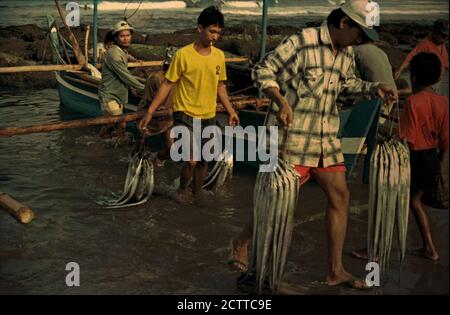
[
  {"x1": 1, "y1": 33, "x2": 449, "y2": 295},
  {"x1": 0, "y1": 134, "x2": 448, "y2": 295}
]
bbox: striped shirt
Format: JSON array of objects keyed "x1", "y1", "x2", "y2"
[{"x1": 252, "y1": 22, "x2": 379, "y2": 167}]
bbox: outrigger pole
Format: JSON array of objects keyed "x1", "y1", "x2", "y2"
[
  {"x1": 258, "y1": 0, "x2": 269, "y2": 63},
  {"x1": 93, "y1": 0, "x2": 99, "y2": 65}
]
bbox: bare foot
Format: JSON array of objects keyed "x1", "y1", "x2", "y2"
[
  {"x1": 228, "y1": 238, "x2": 248, "y2": 272},
  {"x1": 174, "y1": 189, "x2": 194, "y2": 205},
  {"x1": 326, "y1": 270, "x2": 369, "y2": 290},
  {"x1": 116, "y1": 135, "x2": 131, "y2": 147},
  {"x1": 350, "y1": 248, "x2": 368, "y2": 260},
  {"x1": 411, "y1": 248, "x2": 439, "y2": 261},
  {"x1": 99, "y1": 126, "x2": 113, "y2": 139}
]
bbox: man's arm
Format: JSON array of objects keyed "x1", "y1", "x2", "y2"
[
  {"x1": 262, "y1": 87, "x2": 292, "y2": 127},
  {"x1": 106, "y1": 50, "x2": 145, "y2": 91},
  {"x1": 252, "y1": 34, "x2": 304, "y2": 127},
  {"x1": 395, "y1": 42, "x2": 425, "y2": 79},
  {"x1": 138, "y1": 78, "x2": 174, "y2": 131},
  {"x1": 217, "y1": 81, "x2": 239, "y2": 126},
  {"x1": 252, "y1": 34, "x2": 303, "y2": 93},
  {"x1": 343, "y1": 58, "x2": 398, "y2": 104}
]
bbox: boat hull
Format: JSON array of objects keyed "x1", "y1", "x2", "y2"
[{"x1": 55, "y1": 71, "x2": 381, "y2": 175}]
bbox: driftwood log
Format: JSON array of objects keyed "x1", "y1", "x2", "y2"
[{"x1": 0, "y1": 192, "x2": 34, "y2": 224}]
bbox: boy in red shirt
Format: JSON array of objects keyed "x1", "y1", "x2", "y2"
[{"x1": 399, "y1": 52, "x2": 449, "y2": 261}]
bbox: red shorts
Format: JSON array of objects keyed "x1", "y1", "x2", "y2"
[{"x1": 294, "y1": 163, "x2": 346, "y2": 186}]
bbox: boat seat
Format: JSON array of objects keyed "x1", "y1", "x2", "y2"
[{"x1": 338, "y1": 98, "x2": 382, "y2": 179}]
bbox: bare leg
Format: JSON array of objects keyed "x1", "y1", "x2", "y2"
[
  {"x1": 314, "y1": 171, "x2": 367, "y2": 289},
  {"x1": 230, "y1": 216, "x2": 253, "y2": 271},
  {"x1": 176, "y1": 161, "x2": 196, "y2": 205},
  {"x1": 192, "y1": 161, "x2": 208, "y2": 196},
  {"x1": 116, "y1": 122, "x2": 129, "y2": 146},
  {"x1": 99, "y1": 124, "x2": 114, "y2": 139},
  {"x1": 157, "y1": 128, "x2": 173, "y2": 161},
  {"x1": 116, "y1": 122, "x2": 126, "y2": 137},
  {"x1": 410, "y1": 191, "x2": 439, "y2": 261}
]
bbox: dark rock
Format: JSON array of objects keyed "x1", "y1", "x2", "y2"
[
  {"x1": 0, "y1": 24, "x2": 47, "y2": 42},
  {"x1": 379, "y1": 32, "x2": 398, "y2": 46},
  {"x1": 0, "y1": 39, "x2": 33, "y2": 60},
  {"x1": 397, "y1": 34, "x2": 417, "y2": 46},
  {"x1": 145, "y1": 33, "x2": 197, "y2": 46},
  {"x1": 29, "y1": 39, "x2": 54, "y2": 62}
]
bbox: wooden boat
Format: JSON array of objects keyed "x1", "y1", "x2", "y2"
[{"x1": 46, "y1": 3, "x2": 381, "y2": 177}]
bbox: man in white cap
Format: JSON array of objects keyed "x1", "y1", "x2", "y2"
[
  {"x1": 232, "y1": 0, "x2": 398, "y2": 291},
  {"x1": 98, "y1": 20, "x2": 145, "y2": 144}
]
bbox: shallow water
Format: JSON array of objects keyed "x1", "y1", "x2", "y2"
[
  {"x1": 0, "y1": 88, "x2": 448, "y2": 294},
  {"x1": 0, "y1": 0, "x2": 448, "y2": 32}
]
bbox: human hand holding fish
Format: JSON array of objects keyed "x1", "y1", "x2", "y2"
[
  {"x1": 278, "y1": 100, "x2": 293, "y2": 128},
  {"x1": 376, "y1": 83, "x2": 399, "y2": 104},
  {"x1": 139, "y1": 112, "x2": 153, "y2": 135},
  {"x1": 228, "y1": 110, "x2": 240, "y2": 126}
]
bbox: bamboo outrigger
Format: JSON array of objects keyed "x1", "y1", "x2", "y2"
[{"x1": 0, "y1": 0, "x2": 382, "y2": 175}]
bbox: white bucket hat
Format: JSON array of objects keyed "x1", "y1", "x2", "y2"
[
  {"x1": 341, "y1": 0, "x2": 379, "y2": 41},
  {"x1": 112, "y1": 20, "x2": 134, "y2": 35}
]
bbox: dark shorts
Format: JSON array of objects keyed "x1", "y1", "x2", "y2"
[
  {"x1": 172, "y1": 111, "x2": 217, "y2": 162},
  {"x1": 410, "y1": 148, "x2": 440, "y2": 193}
]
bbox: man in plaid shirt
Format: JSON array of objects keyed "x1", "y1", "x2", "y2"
[{"x1": 231, "y1": 0, "x2": 398, "y2": 290}]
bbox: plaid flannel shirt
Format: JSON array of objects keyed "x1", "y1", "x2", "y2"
[{"x1": 252, "y1": 22, "x2": 379, "y2": 167}]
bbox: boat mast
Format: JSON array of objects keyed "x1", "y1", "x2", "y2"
[
  {"x1": 93, "y1": 0, "x2": 99, "y2": 66},
  {"x1": 258, "y1": 0, "x2": 269, "y2": 63}
]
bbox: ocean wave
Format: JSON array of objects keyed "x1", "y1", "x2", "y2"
[
  {"x1": 381, "y1": 9, "x2": 447, "y2": 15},
  {"x1": 222, "y1": 8, "x2": 309, "y2": 16},
  {"x1": 96, "y1": 1, "x2": 187, "y2": 11},
  {"x1": 222, "y1": 1, "x2": 261, "y2": 9}
]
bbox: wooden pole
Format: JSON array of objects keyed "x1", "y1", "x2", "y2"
[
  {"x1": 84, "y1": 25, "x2": 90, "y2": 66},
  {"x1": 56, "y1": 23, "x2": 72, "y2": 65},
  {"x1": 0, "y1": 110, "x2": 169, "y2": 137},
  {"x1": 92, "y1": 0, "x2": 99, "y2": 65},
  {"x1": 0, "y1": 192, "x2": 34, "y2": 224},
  {"x1": 0, "y1": 57, "x2": 247, "y2": 74},
  {"x1": 54, "y1": 0, "x2": 86, "y2": 65},
  {"x1": 0, "y1": 96, "x2": 270, "y2": 137},
  {"x1": 127, "y1": 57, "x2": 248, "y2": 68},
  {"x1": 0, "y1": 64, "x2": 84, "y2": 73}
]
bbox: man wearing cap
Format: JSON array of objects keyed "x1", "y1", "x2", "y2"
[
  {"x1": 232, "y1": 0, "x2": 398, "y2": 290},
  {"x1": 98, "y1": 20, "x2": 145, "y2": 144},
  {"x1": 395, "y1": 19, "x2": 449, "y2": 94}
]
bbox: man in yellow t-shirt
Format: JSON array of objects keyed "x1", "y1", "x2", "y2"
[{"x1": 138, "y1": 6, "x2": 239, "y2": 204}]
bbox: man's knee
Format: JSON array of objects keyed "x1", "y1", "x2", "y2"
[
  {"x1": 186, "y1": 160, "x2": 197, "y2": 168},
  {"x1": 329, "y1": 187, "x2": 350, "y2": 210}
]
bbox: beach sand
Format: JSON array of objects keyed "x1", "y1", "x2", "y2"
[{"x1": 0, "y1": 21, "x2": 448, "y2": 295}]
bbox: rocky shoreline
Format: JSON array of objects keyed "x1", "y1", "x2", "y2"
[{"x1": 0, "y1": 22, "x2": 447, "y2": 90}]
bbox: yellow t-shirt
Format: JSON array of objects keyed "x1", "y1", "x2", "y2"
[{"x1": 165, "y1": 43, "x2": 227, "y2": 119}]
